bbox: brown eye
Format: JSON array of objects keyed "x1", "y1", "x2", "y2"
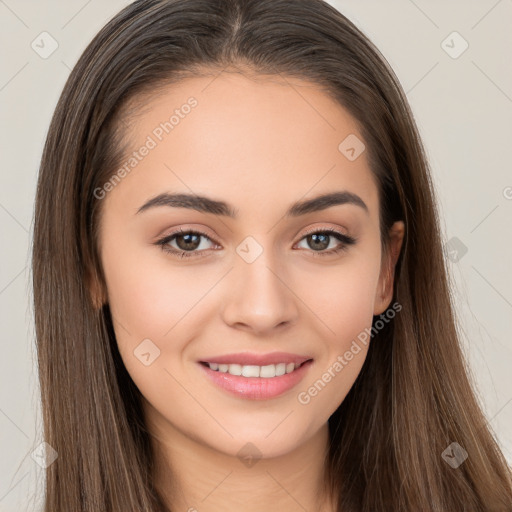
[
  {"x1": 174, "y1": 232, "x2": 202, "y2": 251},
  {"x1": 156, "y1": 228, "x2": 218, "y2": 259},
  {"x1": 305, "y1": 233, "x2": 330, "y2": 251},
  {"x1": 296, "y1": 228, "x2": 357, "y2": 256}
]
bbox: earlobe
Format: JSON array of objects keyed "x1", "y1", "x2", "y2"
[{"x1": 373, "y1": 221, "x2": 405, "y2": 315}]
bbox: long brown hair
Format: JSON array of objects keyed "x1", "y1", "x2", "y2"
[{"x1": 31, "y1": 0, "x2": 512, "y2": 510}]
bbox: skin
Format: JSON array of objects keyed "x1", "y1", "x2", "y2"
[{"x1": 93, "y1": 69, "x2": 404, "y2": 512}]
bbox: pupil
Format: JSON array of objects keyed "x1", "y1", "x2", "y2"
[
  {"x1": 178, "y1": 233, "x2": 200, "y2": 251},
  {"x1": 309, "y1": 234, "x2": 329, "y2": 251}
]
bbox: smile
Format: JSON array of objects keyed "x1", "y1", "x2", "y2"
[
  {"x1": 202, "y1": 361, "x2": 305, "y2": 378},
  {"x1": 198, "y1": 352, "x2": 314, "y2": 400}
]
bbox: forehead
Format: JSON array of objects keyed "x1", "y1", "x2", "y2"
[{"x1": 104, "y1": 71, "x2": 379, "y2": 221}]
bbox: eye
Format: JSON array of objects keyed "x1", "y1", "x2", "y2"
[
  {"x1": 156, "y1": 227, "x2": 218, "y2": 259},
  {"x1": 155, "y1": 227, "x2": 357, "y2": 259},
  {"x1": 295, "y1": 227, "x2": 357, "y2": 257}
]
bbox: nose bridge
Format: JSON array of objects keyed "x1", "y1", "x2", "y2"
[{"x1": 221, "y1": 235, "x2": 298, "y2": 332}]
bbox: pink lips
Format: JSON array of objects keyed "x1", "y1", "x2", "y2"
[{"x1": 198, "y1": 352, "x2": 313, "y2": 400}]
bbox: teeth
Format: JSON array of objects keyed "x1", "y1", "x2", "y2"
[
  {"x1": 275, "y1": 363, "x2": 286, "y2": 376},
  {"x1": 208, "y1": 362, "x2": 301, "y2": 378},
  {"x1": 260, "y1": 364, "x2": 276, "y2": 378},
  {"x1": 228, "y1": 363, "x2": 242, "y2": 376}
]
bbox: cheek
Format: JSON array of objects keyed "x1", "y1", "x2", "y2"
[
  {"x1": 101, "y1": 242, "x2": 228, "y2": 394},
  {"x1": 101, "y1": 247, "x2": 202, "y2": 410},
  {"x1": 292, "y1": 255, "x2": 380, "y2": 342},
  {"x1": 102, "y1": 241, "x2": 216, "y2": 340},
  {"x1": 291, "y1": 257, "x2": 379, "y2": 407}
]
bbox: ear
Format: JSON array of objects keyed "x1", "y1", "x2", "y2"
[{"x1": 373, "y1": 221, "x2": 405, "y2": 316}]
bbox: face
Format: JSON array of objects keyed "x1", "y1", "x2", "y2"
[{"x1": 95, "y1": 70, "x2": 403, "y2": 460}]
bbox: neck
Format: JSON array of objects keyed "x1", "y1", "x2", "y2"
[{"x1": 148, "y1": 414, "x2": 335, "y2": 512}]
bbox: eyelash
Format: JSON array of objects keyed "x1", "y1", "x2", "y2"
[{"x1": 155, "y1": 226, "x2": 357, "y2": 259}]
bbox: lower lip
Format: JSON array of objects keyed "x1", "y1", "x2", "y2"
[{"x1": 198, "y1": 361, "x2": 313, "y2": 400}]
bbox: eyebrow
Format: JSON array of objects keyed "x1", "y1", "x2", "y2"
[{"x1": 135, "y1": 190, "x2": 369, "y2": 218}]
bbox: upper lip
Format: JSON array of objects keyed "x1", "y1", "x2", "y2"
[{"x1": 200, "y1": 352, "x2": 313, "y2": 366}]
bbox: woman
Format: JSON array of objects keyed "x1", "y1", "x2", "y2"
[{"x1": 31, "y1": 0, "x2": 512, "y2": 510}]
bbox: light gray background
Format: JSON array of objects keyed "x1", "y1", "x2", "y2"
[{"x1": 1, "y1": 0, "x2": 511, "y2": 510}]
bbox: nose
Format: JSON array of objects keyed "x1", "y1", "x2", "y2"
[{"x1": 221, "y1": 249, "x2": 299, "y2": 336}]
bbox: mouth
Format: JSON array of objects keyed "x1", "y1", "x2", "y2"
[
  {"x1": 197, "y1": 352, "x2": 314, "y2": 400},
  {"x1": 199, "y1": 360, "x2": 310, "y2": 378}
]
